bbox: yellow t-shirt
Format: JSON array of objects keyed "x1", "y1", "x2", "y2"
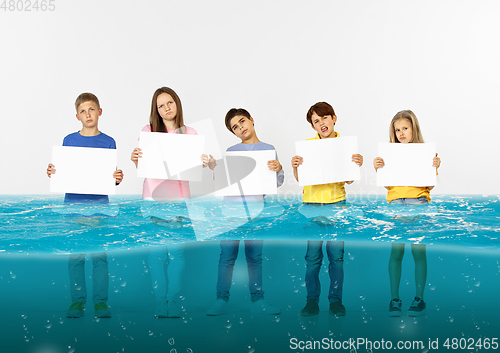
[
  {"x1": 385, "y1": 154, "x2": 438, "y2": 202},
  {"x1": 302, "y1": 132, "x2": 347, "y2": 204},
  {"x1": 386, "y1": 186, "x2": 431, "y2": 203}
]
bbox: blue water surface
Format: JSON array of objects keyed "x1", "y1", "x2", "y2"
[{"x1": 1, "y1": 194, "x2": 500, "y2": 254}]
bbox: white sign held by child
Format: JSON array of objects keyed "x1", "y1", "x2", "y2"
[
  {"x1": 215, "y1": 150, "x2": 278, "y2": 196},
  {"x1": 137, "y1": 132, "x2": 205, "y2": 181},
  {"x1": 295, "y1": 136, "x2": 360, "y2": 186},
  {"x1": 377, "y1": 142, "x2": 437, "y2": 187},
  {"x1": 50, "y1": 146, "x2": 117, "y2": 195}
]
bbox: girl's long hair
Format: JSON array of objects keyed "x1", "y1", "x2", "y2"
[
  {"x1": 389, "y1": 110, "x2": 424, "y2": 143},
  {"x1": 149, "y1": 87, "x2": 185, "y2": 134}
]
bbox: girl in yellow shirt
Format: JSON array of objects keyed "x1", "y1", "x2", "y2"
[{"x1": 373, "y1": 110, "x2": 440, "y2": 317}]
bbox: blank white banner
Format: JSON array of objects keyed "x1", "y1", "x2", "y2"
[
  {"x1": 137, "y1": 132, "x2": 205, "y2": 181},
  {"x1": 377, "y1": 142, "x2": 437, "y2": 187},
  {"x1": 216, "y1": 150, "x2": 277, "y2": 196},
  {"x1": 50, "y1": 146, "x2": 117, "y2": 195},
  {"x1": 295, "y1": 136, "x2": 360, "y2": 186}
]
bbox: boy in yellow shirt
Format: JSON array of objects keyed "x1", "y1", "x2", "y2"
[{"x1": 291, "y1": 102, "x2": 362, "y2": 316}]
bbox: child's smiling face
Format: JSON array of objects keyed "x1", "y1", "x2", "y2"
[
  {"x1": 230, "y1": 115, "x2": 255, "y2": 141},
  {"x1": 311, "y1": 113, "x2": 337, "y2": 138},
  {"x1": 76, "y1": 101, "x2": 102, "y2": 130},
  {"x1": 394, "y1": 118, "x2": 413, "y2": 143}
]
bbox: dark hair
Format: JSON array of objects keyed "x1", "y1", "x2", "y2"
[
  {"x1": 75, "y1": 92, "x2": 100, "y2": 111},
  {"x1": 224, "y1": 108, "x2": 252, "y2": 133},
  {"x1": 306, "y1": 102, "x2": 336, "y2": 125},
  {"x1": 149, "y1": 87, "x2": 185, "y2": 133}
]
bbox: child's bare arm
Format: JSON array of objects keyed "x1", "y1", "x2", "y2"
[
  {"x1": 373, "y1": 157, "x2": 385, "y2": 171},
  {"x1": 268, "y1": 160, "x2": 282, "y2": 172},
  {"x1": 433, "y1": 153, "x2": 441, "y2": 169},
  {"x1": 201, "y1": 154, "x2": 217, "y2": 170},
  {"x1": 428, "y1": 153, "x2": 441, "y2": 190},
  {"x1": 131, "y1": 148, "x2": 142, "y2": 168},
  {"x1": 114, "y1": 169, "x2": 124, "y2": 185},
  {"x1": 352, "y1": 154, "x2": 363, "y2": 166},
  {"x1": 344, "y1": 154, "x2": 364, "y2": 185},
  {"x1": 291, "y1": 155, "x2": 303, "y2": 182},
  {"x1": 373, "y1": 157, "x2": 389, "y2": 189},
  {"x1": 47, "y1": 163, "x2": 55, "y2": 178}
]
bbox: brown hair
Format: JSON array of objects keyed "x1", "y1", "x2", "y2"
[
  {"x1": 389, "y1": 110, "x2": 424, "y2": 143},
  {"x1": 74, "y1": 92, "x2": 100, "y2": 112},
  {"x1": 149, "y1": 87, "x2": 185, "y2": 133},
  {"x1": 225, "y1": 108, "x2": 252, "y2": 133},
  {"x1": 306, "y1": 102, "x2": 336, "y2": 125}
]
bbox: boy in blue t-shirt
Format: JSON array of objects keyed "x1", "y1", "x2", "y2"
[
  {"x1": 206, "y1": 108, "x2": 283, "y2": 316},
  {"x1": 47, "y1": 92, "x2": 123, "y2": 318}
]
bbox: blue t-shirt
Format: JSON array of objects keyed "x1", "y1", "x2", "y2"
[{"x1": 62, "y1": 132, "x2": 116, "y2": 204}]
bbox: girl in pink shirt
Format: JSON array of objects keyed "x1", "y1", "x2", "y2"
[{"x1": 131, "y1": 87, "x2": 213, "y2": 318}]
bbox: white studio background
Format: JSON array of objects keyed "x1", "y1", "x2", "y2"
[{"x1": 1, "y1": 0, "x2": 499, "y2": 196}]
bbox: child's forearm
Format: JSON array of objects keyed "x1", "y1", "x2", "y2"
[
  {"x1": 291, "y1": 155, "x2": 303, "y2": 182},
  {"x1": 114, "y1": 169, "x2": 124, "y2": 185},
  {"x1": 131, "y1": 148, "x2": 142, "y2": 169},
  {"x1": 46, "y1": 163, "x2": 55, "y2": 178}
]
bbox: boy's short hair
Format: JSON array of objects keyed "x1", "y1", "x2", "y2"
[
  {"x1": 306, "y1": 102, "x2": 336, "y2": 125},
  {"x1": 225, "y1": 108, "x2": 251, "y2": 133},
  {"x1": 74, "y1": 92, "x2": 100, "y2": 112}
]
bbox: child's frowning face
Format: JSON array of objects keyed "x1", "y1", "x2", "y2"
[
  {"x1": 394, "y1": 118, "x2": 413, "y2": 143},
  {"x1": 156, "y1": 93, "x2": 177, "y2": 126},
  {"x1": 76, "y1": 101, "x2": 102, "y2": 130},
  {"x1": 311, "y1": 112, "x2": 337, "y2": 138},
  {"x1": 230, "y1": 115, "x2": 255, "y2": 141}
]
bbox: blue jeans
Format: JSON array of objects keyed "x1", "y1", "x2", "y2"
[
  {"x1": 148, "y1": 244, "x2": 185, "y2": 302},
  {"x1": 216, "y1": 240, "x2": 264, "y2": 303},
  {"x1": 68, "y1": 252, "x2": 108, "y2": 305},
  {"x1": 305, "y1": 241, "x2": 344, "y2": 303},
  {"x1": 389, "y1": 196, "x2": 428, "y2": 205}
]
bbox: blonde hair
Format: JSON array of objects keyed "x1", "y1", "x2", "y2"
[{"x1": 389, "y1": 110, "x2": 424, "y2": 143}]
